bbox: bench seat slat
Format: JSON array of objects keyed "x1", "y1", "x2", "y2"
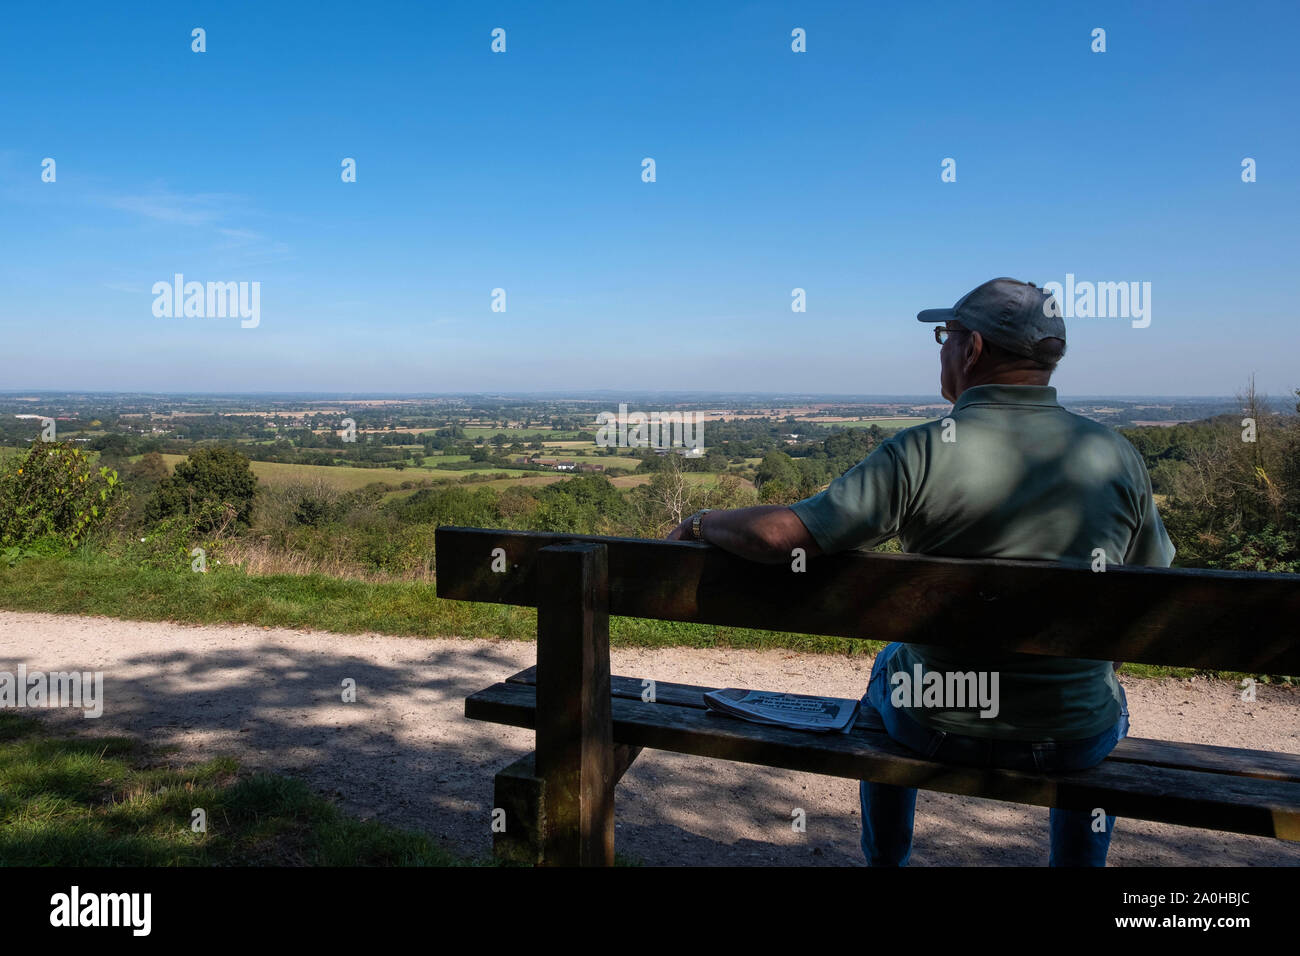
[
  {"x1": 466, "y1": 680, "x2": 1300, "y2": 841},
  {"x1": 501, "y1": 666, "x2": 1300, "y2": 784}
]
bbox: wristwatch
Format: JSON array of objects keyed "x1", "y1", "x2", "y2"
[{"x1": 690, "y1": 509, "x2": 712, "y2": 541}]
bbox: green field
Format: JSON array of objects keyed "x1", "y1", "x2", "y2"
[
  {"x1": 821, "y1": 417, "x2": 932, "y2": 430},
  {"x1": 465, "y1": 471, "x2": 725, "y2": 491},
  {"x1": 2, "y1": 444, "x2": 100, "y2": 462},
  {"x1": 156, "y1": 454, "x2": 410, "y2": 491},
  {"x1": 424, "y1": 451, "x2": 633, "y2": 473},
  {"x1": 469, "y1": 474, "x2": 584, "y2": 490},
  {"x1": 421, "y1": 465, "x2": 540, "y2": 478},
  {"x1": 137, "y1": 452, "x2": 638, "y2": 491},
  {"x1": 530, "y1": 453, "x2": 623, "y2": 466},
  {"x1": 462, "y1": 427, "x2": 587, "y2": 440}
]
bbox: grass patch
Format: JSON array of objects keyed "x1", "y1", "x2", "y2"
[
  {"x1": 0, "y1": 555, "x2": 872, "y2": 652},
  {"x1": 0, "y1": 712, "x2": 474, "y2": 866}
]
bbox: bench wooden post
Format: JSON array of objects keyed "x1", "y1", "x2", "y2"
[{"x1": 533, "y1": 542, "x2": 616, "y2": 866}]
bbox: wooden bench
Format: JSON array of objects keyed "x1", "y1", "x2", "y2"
[{"x1": 436, "y1": 525, "x2": 1300, "y2": 866}]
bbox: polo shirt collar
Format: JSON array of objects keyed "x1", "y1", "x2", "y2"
[{"x1": 951, "y1": 384, "x2": 1061, "y2": 412}]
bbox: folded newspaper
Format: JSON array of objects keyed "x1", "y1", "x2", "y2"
[{"x1": 702, "y1": 688, "x2": 860, "y2": 734}]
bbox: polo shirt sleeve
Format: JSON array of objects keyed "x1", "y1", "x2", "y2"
[
  {"x1": 789, "y1": 439, "x2": 912, "y2": 554},
  {"x1": 1124, "y1": 467, "x2": 1176, "y2": 568}
]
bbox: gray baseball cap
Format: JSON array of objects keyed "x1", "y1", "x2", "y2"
[{"x1": 917, "y1": 277, "x2": 1065, "y2": 359}]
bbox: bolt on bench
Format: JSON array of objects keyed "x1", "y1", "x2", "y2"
[{"x1": 436, "y1": 526, "x2": 1300, "y2": 866}]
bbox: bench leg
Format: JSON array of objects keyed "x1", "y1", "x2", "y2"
[
  {"x1": 491, "y1": 745, "x2": 643, "y2": 865},
  {"x1": 493, "y1": 752, "x2": 547, "y2": 865},
  {"x1": 536, "y1": 542, "x2": 617, "y2": 866}
]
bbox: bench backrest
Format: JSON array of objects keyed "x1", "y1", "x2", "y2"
[{"x1": 435, "y1": 526, "x2": 1300, "y2": 674}]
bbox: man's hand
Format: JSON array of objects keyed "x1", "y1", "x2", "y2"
[{"x1": 663, "y1": 506, "x2": 822, "y2": 564}]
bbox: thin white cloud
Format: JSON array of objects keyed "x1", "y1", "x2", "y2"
[
  {"x1": 92, "y1": 185, "x2": 292, "y2": 264},
  {"x1": 214, "y1": 227, "x2": 292, "y2": 261},
  {"x1": 99, "y1": 188, "x2": 244, "y2": 226},
  {"x1": 102, "y1": 281, "x2": 142, "y2": 294}
]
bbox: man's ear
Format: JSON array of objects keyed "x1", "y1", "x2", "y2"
[{"x1": 963, "y1": 330, "x2": 984, "y2": 374}]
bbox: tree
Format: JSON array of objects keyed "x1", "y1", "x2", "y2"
[
  {"x1": 1141, "y1": 377, "x2": 1300, "y2": 571},
  {"x1": 754, "y1": 451, "x2": 800, "y2": 493},
  {"x1": 1237, "y1": 375, "x2": 1285, "y2": 526},
  {"x1": 146, "y1": 445, "x2": 258, "y2": 532},
  {"x1": 498, "y1": 485, "x2": 540, "y2": 528},
  {"x1": 129, "y1": 452, "x2": 170, "y2": 486},
  {"x1": 90, "y1": 432, "x2": 137, "y2": 464},
  {"x1": 624, "y1": 454, "x2": 691, "y2": 536}
]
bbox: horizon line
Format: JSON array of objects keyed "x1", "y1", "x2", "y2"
[{"x1": 0, "y1": 388, "x2": 1272, "y2": 402}]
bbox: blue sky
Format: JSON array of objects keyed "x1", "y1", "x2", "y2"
[{"x1": 1, "y1": 0, "x2": 1297, "y2": 397}]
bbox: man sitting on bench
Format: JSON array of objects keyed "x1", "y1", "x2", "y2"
[{"x1": 667, "y1": 277, "x2": 1176, "y2": 866}]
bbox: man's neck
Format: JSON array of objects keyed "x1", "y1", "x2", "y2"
[{"x1": 960, "y1": 369, "x2": 1052, "y2": 394}]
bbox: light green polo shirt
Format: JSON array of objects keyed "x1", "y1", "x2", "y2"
[{"x1": 790, "y1": 383, "x2": 1175, "y2": 741}]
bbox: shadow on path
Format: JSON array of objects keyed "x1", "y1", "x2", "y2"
[{"x1": 6, "y1": 615, "x2": 1297, "y2": 866}]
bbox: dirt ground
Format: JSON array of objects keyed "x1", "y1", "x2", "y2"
[{"x1": 2, "y1": 610, "x2": 1297, "y2": 866}]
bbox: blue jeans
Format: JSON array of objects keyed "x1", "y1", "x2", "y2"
[{"x1": 860, "y1": 642, "x2": 1129, "y2": 867}]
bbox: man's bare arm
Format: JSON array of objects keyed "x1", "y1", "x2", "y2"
[{"x1": 666, "y1": 505, "x2": 822, "y2": 564}]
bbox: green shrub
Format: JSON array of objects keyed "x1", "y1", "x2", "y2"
[
  {"x1": 0, "y1": 443, "x2": 120, "y2": 549},
  {"x1": 128, "y1": 514, "x2": 228, "y2": 573},
  {"x1": 146, "y1": 445, "x2": 258, "y2": 532}
]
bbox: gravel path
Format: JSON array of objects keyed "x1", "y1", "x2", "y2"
[{"x1": 2, "y1": 610, "x2": 1297, "y2": 866}]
